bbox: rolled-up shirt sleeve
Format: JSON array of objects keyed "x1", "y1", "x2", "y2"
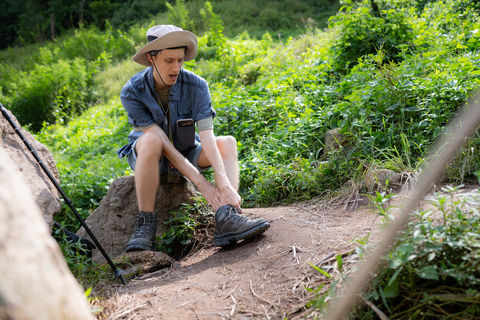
[{"x1": 193, "y1": 80, "x2": 217, "y2": 121}]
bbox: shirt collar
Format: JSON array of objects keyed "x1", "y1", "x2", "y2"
[{"x1": 147, "y1": 67, "x2": 181, "y2": 101}]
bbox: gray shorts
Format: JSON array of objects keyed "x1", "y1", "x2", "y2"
[{"x1": 127, "y1": 139, "x2": 210, "y2": 175}]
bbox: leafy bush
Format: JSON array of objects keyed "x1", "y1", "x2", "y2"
[
  {"x1": 7, "y1": 57, "x2": 92, "y2": 131},
  {"x1": 0, "y1": 23, "x2": 151, "y2": 130},
  {"x1": 329, "y1": 1, "x2": 415, "y2": 71},
  {"x1": 351, "y1": 187, "x2": 480, "y2": 318},
  {"x1": 166, "y1": 0, "x2": 195, "y2": 31}
]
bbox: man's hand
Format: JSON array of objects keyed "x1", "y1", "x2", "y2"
[
  {"x1": 217, "y1": 180, "x2": 241, "y2": 210},
  {"x1": 196, "y1": 180, "x2": 222, "y2": 211},
  {"x1": 199, "y1": 130, "x2": 243, "y2": 211}
]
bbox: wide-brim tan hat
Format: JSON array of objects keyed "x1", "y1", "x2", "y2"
[{"x1": 133, "y1": 25, "x2": 198, "y2": 66}]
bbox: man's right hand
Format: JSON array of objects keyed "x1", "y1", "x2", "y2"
[{"x1": 197, "y1": 180, "x2": 223, "y2": 211}]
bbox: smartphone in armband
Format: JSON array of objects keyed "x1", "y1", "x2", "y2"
[{"x1": 177, "y1": 118, "x2": 194, "y2": 127}]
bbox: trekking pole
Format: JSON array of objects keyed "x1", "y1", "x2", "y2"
[{"x1": 0, "y1": 103, "x2": 126, "y2": 285}]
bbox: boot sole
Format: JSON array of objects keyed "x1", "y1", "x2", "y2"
[
  {"x1": 213, "y1": 221, "x2": 270, "y2": 247},
  {"x1": 125, "y1": 243, "x2": 156, "y2": 252}
]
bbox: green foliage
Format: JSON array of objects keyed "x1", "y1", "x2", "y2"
[
  {"x1": 53, "y1": 222, "x2": 112, "y2": 288},
  {"x1": 351, "y1": 186, "x2": 480, "y2": 318},
  {"x1": 0, "y1": 23, "x2": 150, "y2": 130},
  {"x1": 166, "y1": 0, "x2": 194, "y2": 31},
  {"x1": 6, "y1": 58, "x2": 91, "y2": 131},
  {"x1": 156, "y1": 197, "x2": 213, "y2": 257},
  {"x1": 13, "y1": 0, "x2": 480, "y2": 229},
  {"x1": 0, "y1": 0, "x2": 166, "y2": 50},
  {"x1": 199, "y1": 2, "x2": 226, "y2": 48},
  {"x1": 36, "y1": 100, "x2": 132, "y2": 230},
  {"x1": 181, "y1": 0, "x2": 340, "y2": 39},
  {"x1": 329, "y1": 0, "x2": 415, "y2": 71}
]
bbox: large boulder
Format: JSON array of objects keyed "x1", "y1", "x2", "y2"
[
  {"x1": 0, "y1": 107, "x2": 61, "y2": 231},
  {"x1": 0, "y1": 145, "x2": 93, "y2": 320},
  {"x1": 77, "y1": 175, "x2": 197, "y2": 262}
]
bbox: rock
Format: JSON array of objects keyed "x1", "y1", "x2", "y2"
[
  {"x1": 325, "y1": 128, "x2": 345, "y2": 153},
  {"x1": 113, "y1": 251, "x2": 175, "y2": 277},
  {"x1": 77, "y1": 175, "x2": 197, "y2": 262},
  {"x1": 0, "y1": 145, "x2": 93, "y2": 320},
  {"x1": 0, "y1": 107, "x2": 61, "y2": 231},
  {"x1": 364, "y1": 169, "x2": 403, "y2": 192}
]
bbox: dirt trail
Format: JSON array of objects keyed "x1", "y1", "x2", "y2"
[{"x1": 96, "y1": 201, "x2": 382, "y2": 319}]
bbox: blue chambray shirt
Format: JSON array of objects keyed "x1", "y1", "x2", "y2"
[{"x1": 116, "y1": 67, "x2": 216, "y2": 159}]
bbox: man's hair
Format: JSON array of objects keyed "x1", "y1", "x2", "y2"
[{"x1": 148, "y1": 46, "x2": 187, "y2": 57}]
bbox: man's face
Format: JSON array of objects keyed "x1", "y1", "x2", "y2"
[{"x1": 148, "y1": 48, "x2": 185, "y2": 90}]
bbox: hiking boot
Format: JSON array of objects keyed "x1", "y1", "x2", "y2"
[
  {"x1": 125, "y1": 211, "x2": 157, "y2": 252},
  {"x1": 213, "y1": 205, "x2": 270, "y2": 247}
]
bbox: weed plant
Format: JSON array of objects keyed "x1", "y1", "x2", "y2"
[
  {"x1": 53, "y1": 222, "x2": 112, "y2": 289},
  {"x1": 156, "y1": 196, "x2": 214, "y2": 259},
  {"x1": 358, "y1": 186, "x2": 480, "y2": 318},
  {"x1": 306, "y1": 186, "x2": 480, "y2": 319}
]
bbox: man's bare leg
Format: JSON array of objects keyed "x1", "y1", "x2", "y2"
[
  {"x1": 134, "y1": 132, "x2": 164, "y2": 212},
  {"x1": 198, "y1": 135, "x2": 239, "y2": 190},
  {"x1": 125, "y1": 132, "x2": 163, "y2": 252}
]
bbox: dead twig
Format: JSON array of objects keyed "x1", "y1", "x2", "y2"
[
  {"x1": 250, "y1": 280, "x2": 274, "y2": 305},
  {"x1": 230, "y1": 294, "x2": 236, "y2": 316},
  {"x1": 315, "y1": 252, "x2": 336, "y2": 267},
  {"x1": 111, "y1": 302, "x2": 150, "y2": 320},
  {"x1": 223, "y1": 284, "x2": 239, "y2": 299},
  {"x1": 359, "y1": 295, "x2": 390, "y2": 320}
]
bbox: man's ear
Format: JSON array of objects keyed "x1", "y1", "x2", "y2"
[{"x1": 147, "y1": 53, "x2": 153, "y2": 64}]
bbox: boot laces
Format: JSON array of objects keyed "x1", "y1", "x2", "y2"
[
  {"x1": 132, "y1": 211, "x2": 156, "y2": 239},
  {"x1": 227, "y1": 207, "x2": 249, "y2": 223}
]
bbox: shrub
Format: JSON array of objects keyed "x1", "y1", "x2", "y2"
[
  {"x1": 8, "y1": 57, "x2": 91, "y2": 130},
  {"x1": 329, "y1": 2, "x2": 414, "y2": 71}
]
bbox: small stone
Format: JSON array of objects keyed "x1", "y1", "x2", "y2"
[
  {"x1": 114, "y1": 251, "x2": 174, "y2": 277},
  {"x1": 364, "y1": 169, "x2": 403, "y2": 192},
  {"x1": 325, "y1": 128, "x2": 345, "y2": 153}
]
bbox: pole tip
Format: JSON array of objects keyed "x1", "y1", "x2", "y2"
[{"x1": 115, "y1": 269, "x2": 127, "y2": 285}]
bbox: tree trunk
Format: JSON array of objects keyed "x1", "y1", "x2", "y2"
[
  {"x1": 0, "y1": 146, "x2": 93, "y2": 320},
  {"x1": 51, "y1": 13, "x2": 55, "y2": 40},
  {"x1": 79, "y1": 0, "x2": 84, "y2": 26}
]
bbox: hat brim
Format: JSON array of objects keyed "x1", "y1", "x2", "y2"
[{"x1": 132, "y1": 30, "x2": 198, "y2": 66}]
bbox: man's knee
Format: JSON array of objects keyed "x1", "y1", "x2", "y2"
[
  {"x1": 136, "y1": 132, "x2": 163, "y2": 159},
  {"x1": 216, "y1": 136, "x2": 237, "y2": 154}
]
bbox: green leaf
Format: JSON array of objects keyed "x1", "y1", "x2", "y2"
[
  {"x1": 85, "y1": 287, "x2": 92, "y2": 298},
  {"x1": 416, "y1": 266, "x2": 439, "y2": 280},
  {"x1": 383, "y1": 278, "x2": 399, "y2": 298},
  {"x1": 336, "y1": 254, "x2": 343, "y2": 272},
  {"x1": 308, "y1": 262, "x2": 332, "y2": 278}
]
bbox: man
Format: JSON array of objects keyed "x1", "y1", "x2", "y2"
[{"x1": 117, "y1": 25, "x2": 270, "y2": 252}]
